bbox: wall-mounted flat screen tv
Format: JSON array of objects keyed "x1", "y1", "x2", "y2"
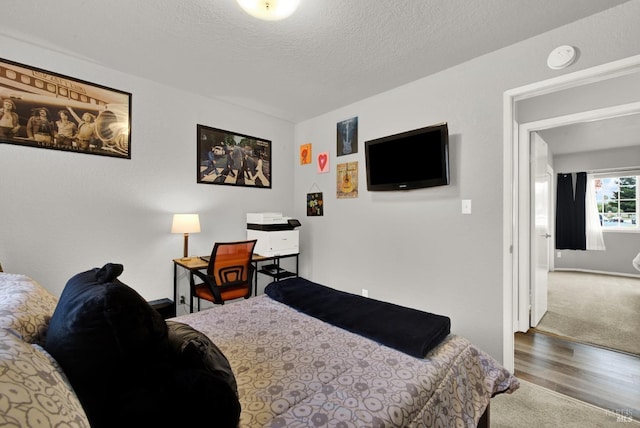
[{"x1": 365, "y1": 122, "x2": 449, "y2": 191}]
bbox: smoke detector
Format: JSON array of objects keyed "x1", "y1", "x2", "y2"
[{"x1": 547, "y1": 45, "x2": 577, "y2": 70}]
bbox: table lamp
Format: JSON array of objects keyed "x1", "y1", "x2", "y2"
[{"x1": 171, "y1": 214, "x2": 201, "y2": 260}]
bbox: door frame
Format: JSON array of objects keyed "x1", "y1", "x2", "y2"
[{"x1": 502, "y1": 54, "x2": 640, "y2": 371}]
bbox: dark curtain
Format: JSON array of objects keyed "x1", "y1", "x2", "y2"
[{"x1": 555, "y1": 172, "x2": 586, "y2": 250}]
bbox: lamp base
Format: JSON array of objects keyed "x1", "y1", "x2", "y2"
[{"x1": 183, "y1": 233, "x2": 189, "y2": 259}]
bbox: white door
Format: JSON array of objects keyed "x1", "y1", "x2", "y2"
[{"x1": 531, "y1": 133, "x2": 550, "y2": 327}]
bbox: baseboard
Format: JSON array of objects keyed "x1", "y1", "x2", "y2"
[{"x1": 552, "y1": 268, "x2": 640, "y2": 279}]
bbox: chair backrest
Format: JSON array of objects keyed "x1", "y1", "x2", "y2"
[{"x1": 207, "y1": 240, "x2": 257, "y2": 286}]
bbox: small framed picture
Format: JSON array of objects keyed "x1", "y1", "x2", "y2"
[
  {"x1": 307, "y1": 192, "x2": 324, "y2": 216},
  {"x1": 337, "y1": 116, "x2": 358, "y2": 156},
  {"x1": 337, "y1": 161, "x2": 358, "y2": 199},
  {"x1": 317, "y1": 152, "x2": 330, "y2": 173},
  {"x1": 300, "y1": 143, "x2": 312, "y2": 165},
  {"x1": 197, "y1": 124, "x2": 271, "y2": 188}
]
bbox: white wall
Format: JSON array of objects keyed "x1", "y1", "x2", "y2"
[
  {"x1": 554, "y1": 145, "x2": 640, "y2": 174},
  {"x1": 293, "y1": 1, "x2": 640, "y2": 361},
  {"x1": 0, "y1": 36, "x2": 295, "y2": 306},
  {"x1": 516, "y1": 71, "x2": 640, "y2": 123}
]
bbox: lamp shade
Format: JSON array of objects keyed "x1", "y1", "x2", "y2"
[
  {"x1": 236, "y1": 0, "x2": 300, "y2": 21},
  {"x1": 171, "y1": 214, "x2": 201, "y2": 234}
]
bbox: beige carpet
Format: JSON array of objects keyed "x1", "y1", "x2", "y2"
[
  {"x1": 535, "y1": 271, "x2": 640, "y2": 355},
  {"x1": 492, "y1": 379, "x2": 640, "y2": 427}
]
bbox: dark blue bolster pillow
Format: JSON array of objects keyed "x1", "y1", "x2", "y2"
[{"x1": 265, "y1": 277, "x2": 450, "y2": 358}]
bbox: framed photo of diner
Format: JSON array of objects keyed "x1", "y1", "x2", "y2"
[
  {"x1": 0, "y1": 57, "x2": 131, "y2": 159},
  {"x1": 197, "y1": 124, "x2": 272, "y2": 188}
]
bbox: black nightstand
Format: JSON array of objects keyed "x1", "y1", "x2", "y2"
[{"x1": 148, "y1": 298, "x2": 176, "y2": 320}]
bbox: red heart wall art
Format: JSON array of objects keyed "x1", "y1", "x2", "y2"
[{"x1": 317, "y1": 152, "x2": 329, "y2": 173}]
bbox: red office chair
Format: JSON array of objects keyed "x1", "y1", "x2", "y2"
[{"x1": 190, "y1": 240, "x2": 256, "y2": 311}]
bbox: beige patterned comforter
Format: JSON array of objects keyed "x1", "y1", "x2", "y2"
[{"x1": 175, "y1": 295, "x2": 518, "y2": 427}]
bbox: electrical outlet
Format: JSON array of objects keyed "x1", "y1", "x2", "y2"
[
  {"x1": 179, "y1": 295, "x2": 185, "y2": 304},
  {"x1": 362, "y1": 289, "x2": 368, "y2": 297}
]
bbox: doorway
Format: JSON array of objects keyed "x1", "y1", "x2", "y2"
[
  {"x1": 518, "y1": 104, "x2": 640, "y2": 332},
  {"x1": 502, "y1": 54, "x2": 640, "y2": 371}
]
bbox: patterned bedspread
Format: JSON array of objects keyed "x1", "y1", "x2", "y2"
[{"x1": 175, "y1": 295, "x2": 518, "y2": 427}]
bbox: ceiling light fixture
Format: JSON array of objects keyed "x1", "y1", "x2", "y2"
[{"x1": 236, "y1": 0, "x2": 300, "y2": 21}]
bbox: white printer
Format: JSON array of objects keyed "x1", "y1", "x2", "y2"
[{"x1": 246, "y1": 213, "x2": 300, "y2": 257}]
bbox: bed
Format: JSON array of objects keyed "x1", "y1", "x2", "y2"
[
  {"x1": 175, "y1": 277, "x2": 519, "y2": 427},
  {"x1": 2, "y1": 265, "x2": 517, "y2": 427}
]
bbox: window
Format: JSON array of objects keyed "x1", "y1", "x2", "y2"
[{"x1": 594, "y1": 175, "x2": 638, "y2": 230}]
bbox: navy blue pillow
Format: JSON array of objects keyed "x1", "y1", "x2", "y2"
[
  {"x1": 45, "y1": 264, "x2": 170, "y2": 427},
  {"x1": 167, "y1": 321, "x2": 241, "y2": 427},
  {"x1": 166, "y1": 320, "x2": 238, "y2": 395},
  {"x1": 45, "y1": 264, "x2": 241, "y2": 428}
]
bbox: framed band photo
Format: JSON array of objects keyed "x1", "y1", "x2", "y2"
[
  {"x1": 197, "y1": 124, "x2": 272, "y2": 188},
  {"x1": 0, "y1": 58, "x2": 131, "y2": 159}
]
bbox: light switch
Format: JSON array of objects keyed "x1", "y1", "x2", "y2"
[{"x1": 462, "y1": 199, "x2": 472, "y2": 214}]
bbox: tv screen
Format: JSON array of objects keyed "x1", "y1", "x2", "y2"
[{"x1": 365, "y1": 123, "x2": 449, "y2": 191}]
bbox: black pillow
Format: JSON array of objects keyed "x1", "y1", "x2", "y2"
[
  {"x1": 44, "y1": 263, "x2": 170, "y2": 427},
  {"x1": 166, "y1": 321, "x2": 241, "y2": 427},
  {"x1": 166, "y1": 320, "x2": 239, "y2": 394},
  {"x1": 45, "y1": 264, "x2": 242, "y2": 428}
]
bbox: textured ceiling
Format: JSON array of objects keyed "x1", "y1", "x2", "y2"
[{"x1": 0, "y1": 0, "x2": 631, "y2": 123}]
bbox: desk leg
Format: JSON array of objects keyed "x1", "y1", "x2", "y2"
[
  {"x1": 253, "y1": 261, "x2": 258, "y2": 296},
  {"x1": 189, "y1": 271, "x2": 195, "y2": 313},
  {"x1": 173, "y1": 263, "x2": 178, "y2": 315}
]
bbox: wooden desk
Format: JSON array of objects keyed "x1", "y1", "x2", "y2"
[{"x1": 173, "y1": 253, "x2": 299, "y2": 313}]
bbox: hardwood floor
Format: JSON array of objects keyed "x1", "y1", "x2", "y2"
[{"x1": 515, "y1": 331, "x2": 640, "y2": 420}]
